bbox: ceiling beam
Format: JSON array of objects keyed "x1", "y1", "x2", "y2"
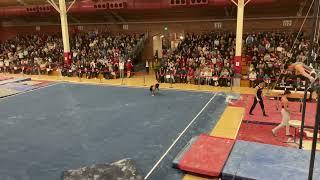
[
  {"x1": 67, "y1": 0, "x2": 76, "y2": 12},
  {"x1": 47, "y1": 0, "x2": 61, "y2": 13},
  {"x1": 230, "y1": 0, "x2": 238, "y2": 6},
  {"x1": 245, "y1": 0, "x2": 252, "y2": 6}
]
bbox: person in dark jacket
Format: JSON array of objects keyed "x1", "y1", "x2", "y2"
[{"x1": 249, "y1": 80, "x2": 268, "y2": 116}]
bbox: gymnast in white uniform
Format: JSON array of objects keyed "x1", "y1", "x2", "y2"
[{"x1": 272, "y1": 89, "x2": 291, "y2": 136}]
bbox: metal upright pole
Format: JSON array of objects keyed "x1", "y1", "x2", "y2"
[
  {"x1": 47, "y1": 0, "x2": 74, "y2": 67},
  {"x1": 299, "y1": 82, "x2": 309, "y2": 149},
  {"x1": 232, "y1": 0, "x2": 244, "y2": 81},
  {"x1": 59, "y1": 0, "x2": 72, "y2": 67},
  {"x1": 302, "y1": 0, "x2": 320, "y2": 150},
  {"x1": 307, "y1": 0, "x2": 320, "y2": 66},
  {"x1": 307, "y1": 0, "x2": 320, "y2": 166},
  {"x1": 308, "y1": 87, "x2": 320, "y2": 180}
]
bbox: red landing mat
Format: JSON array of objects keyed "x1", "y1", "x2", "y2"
[
  {"x1": 173, "y1": 134, "x2": 235, "y2": 177},
  {"x1": 243, "y1": 97, "x2": 316, "y2": 127},
  {"x1": 237, "y1": 122, "x2": 296, "y2": 147}
]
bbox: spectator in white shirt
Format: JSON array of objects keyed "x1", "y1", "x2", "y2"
[
  {"x1": 214, "y1": 39, "x2": 220, "y2": 47},
  {"x1": 0, "y1": 60, "x2": 3, "y2": 72},
  {"x1": 249, "y1": 70, "x2": 257, "y2": 88},
  {"x1": 145, "y1": 60, "x2": 149, "y2": 74},
  {"x1": 119, "y1": 60, "x2": 125, "y2": 78}
]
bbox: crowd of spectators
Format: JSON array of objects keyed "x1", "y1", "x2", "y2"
[
  {"x1": 154, "y1": 32, "x2": 236, "y2": 87},
  {"x1": 155, "y1": 31, "x2": 316, "y2": 89},
  {"x1": 0, "y1": 31, "x2": 145, "y2": 79},
  {"x1": 244, "y1": 31, "x2": 317, "y2": 89},
  {"x1": 0, "y1": 30, "x2": 316, "y2": 89}
]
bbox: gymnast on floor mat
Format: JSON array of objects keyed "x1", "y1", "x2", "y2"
[{"x1": 150, "y1": 83, "x2": 160, "y2": 96}]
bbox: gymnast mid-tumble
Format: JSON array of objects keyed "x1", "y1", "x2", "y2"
[{"x1": 287, "y1": 62, "x2": 317, "y2": 83}]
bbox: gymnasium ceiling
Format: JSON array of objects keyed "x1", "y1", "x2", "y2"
[
  {"x1": 0, "y1": 0, "x2": 75, "y2": 7},
  {"x1": 0, "y1": 0, "x2": 310, "y2": 25}
]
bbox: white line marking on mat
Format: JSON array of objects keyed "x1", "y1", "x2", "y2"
[{"x1": 144, "y1": 93, "x2": 217, "y2": 179}]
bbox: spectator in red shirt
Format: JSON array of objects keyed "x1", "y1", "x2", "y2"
[
  {"x1": 187, "y1": 67, "x2": 194, "y2": 84},
  {"x1": 126, "y1": 59, "x2": 133, "y2": 78}
]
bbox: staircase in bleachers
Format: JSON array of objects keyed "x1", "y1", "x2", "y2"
[
  {"x1": 126, "y1": 33, "x2": 148, "y2": 60},
  {"x1": 240, "y1": 55, "x2": 250, "y2": 87},
  {"x1": 241, "y1": 56, "x2": 248, "y2": 76}
]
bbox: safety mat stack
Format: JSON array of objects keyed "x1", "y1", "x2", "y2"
[{"x1": 0, "y1": 77, "x2": 53, "y2": 98}]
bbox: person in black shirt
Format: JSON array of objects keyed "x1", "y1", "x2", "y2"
[{"x1": 249, "y1": 81, "x2": 268, "y2": 116}]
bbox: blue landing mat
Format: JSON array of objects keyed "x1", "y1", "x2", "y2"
[
  {"x1": 222, "y1": 140, "x2": 320, "y2": 180},
  {"x1": 0, "y1": 83, "x2": 226, "y2": 180}
]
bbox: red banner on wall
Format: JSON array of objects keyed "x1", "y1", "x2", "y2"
[{"x1": 234, "y1": 56, "x2": 241, "y2": 74}]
